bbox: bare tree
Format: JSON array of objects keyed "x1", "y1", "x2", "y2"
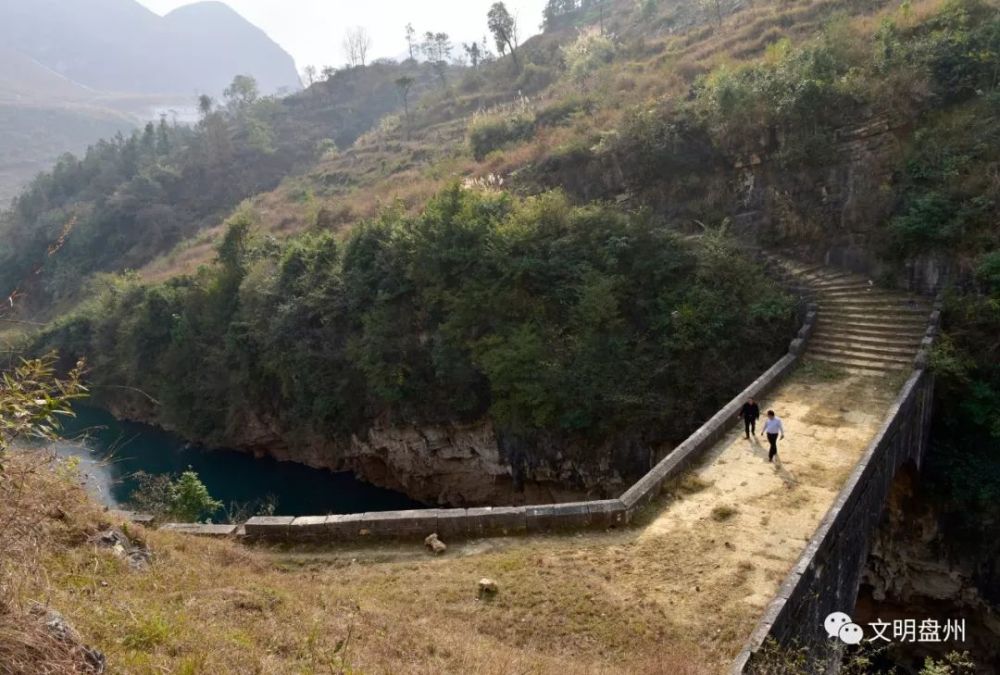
[
  {"x1": 197, "y1": 94, "x2": 214, "y2": 118},
  {"x1": 463, "y1": 42, "x2": 483, "y2": 69},
  {"x1": 302, "y1": 65, "x2": 317, "y2": 87},
  {"x1": 421, "y1": 32, "x2": 453, "y2": 88},
  {"x1": 343, "y1": 26, "x2": 373, "y2": 67},
  {"x1": 405, "y1": 23, "x2": 417, "y2": 61},
  {"x1": 395, "y1": 76, "x2": 415, "y2": 139}
]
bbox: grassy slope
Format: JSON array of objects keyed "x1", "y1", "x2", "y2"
[
  {"x1": 136, "y1": 0, "x2": 895, "y2": 282},
  {"x1": 7, "y1": 0, "x2": 998, "y2": 672},
  {"x1": 9, "y1": 450, "x2": 706, "y2": 674},
  {"x1": 8, "y1": 360, "x2": 905, "y2": 674}
]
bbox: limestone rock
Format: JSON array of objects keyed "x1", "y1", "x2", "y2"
[
  {"x1": 478, "y1": 578, "x2": 499, "y2": 598},
  {"x1": 91, "y1": 528, "x2": 151, "y2": 570},
  {"x1": 30, "y1": 603, "x2": 106, "y2": 673},
  {"x1": 424, "y1": 533, "x2": 447, "y2": 555}
]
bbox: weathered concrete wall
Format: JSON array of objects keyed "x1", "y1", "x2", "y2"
[
  {"x1": 235, "y1": 305, "x2": 818, "y2": 544},
  {"x1": 733, "y1": 306, "x2": 942, "y2": 674}
]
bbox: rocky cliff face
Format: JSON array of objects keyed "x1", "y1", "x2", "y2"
[
  {"x1": 857, "y1": 468, "x2": 1000, "y2": 670},
  {"x1": 103, "y1": 394, "x2": 634, "y2": 507}
]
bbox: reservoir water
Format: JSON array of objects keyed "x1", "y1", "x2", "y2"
[{"x1": 51, "y1": 406, "x2": 423, "y2": 517}]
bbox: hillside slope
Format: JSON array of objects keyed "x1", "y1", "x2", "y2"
[
  {"x1": 5, "y1": 0, "x2": 996, "y2": 502},
  {"x1": 1, "y1": 0, "x2": 999, "y2": 671}
]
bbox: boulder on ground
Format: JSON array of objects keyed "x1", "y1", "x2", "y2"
[
  {"x1": 478, "y1": 578, "x2": 499, "y2": 598},
  {"x1": 91, "y1": 528, "x2": 151, "y2": 570},
  {"x1": 30, "y1": 603, "x2": 106, "y2": 673},
  {"x1": 424, "y1": 533, "x2": 447, "y2": 555}
]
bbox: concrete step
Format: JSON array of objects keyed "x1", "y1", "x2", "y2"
[
  {"x1": 816, "y1": 322, "x2": 927, "y2": 339},
  {"x1": 810, "y1": 337, "x2": 919, "y2": 358},
  {"x1": 812, "y1": 331, "x2": 923, "y2": 350},
  {"x1": 821, "y1": 311, "x2": 928, "y2": 325},
  {"x1": 815, "y1": 288, "x2": 909, "y2": 300},
  {"x1": 777, "y1": 261, "x2": 824, "y2": 274},
  {"x1": 800, "y1": 271, "x2": 858, "y2": 284},
  {"x1": 820, "y1": 306, "x2": 930, "y2": 319},
  {"x1": 812, "y1": 281, "x2": 879, "y2": 292},
  {"x1": 816, "y1": 299, "x2": 931, "y2": 321},
  {"x1": 820, "y1": 297, "x2": 930, "y2": 310},
  {"x1": 809, "y1": 344, "x2": 914, "y2": 365},
  {"x1": 808, "y1": 352, "x2": 908, "y2": 373}
]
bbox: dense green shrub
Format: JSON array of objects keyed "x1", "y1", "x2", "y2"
[
  {"x1": 38, "y1": 186, "x2": 794, "y2": 476},
  {"x1": 514, "y1": 63, "x2": 558, "y2": 93},
  {"x1": 562, "y1": 29, "x2": 617, "y2": 83},
  {"x1": 534, "y1": 96, "x2": 593, "y2": 128},
  {"x1": 468, "y1": 113, "x2": 536, "y2": 159}
]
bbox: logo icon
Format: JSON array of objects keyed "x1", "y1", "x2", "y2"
[{"x1": 824, "y1": 612, "x2": 865, "y2": 645}]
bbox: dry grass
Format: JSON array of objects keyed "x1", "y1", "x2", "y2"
[
  {"x1": 0, "y1": 451, "x2": 108, "y2": 674},
  {"x1": 710, "y1": 504, "x2": 739, "y2": 522},
  {"x1": 132, "y1": 0, "x2": 935, "y2": 287},
  {"x1": 2, "y1": 449, "x2": 726, "y2": 674},
  {"x1": 0, "y1": 358, "x2": 907, "y2": 673}
]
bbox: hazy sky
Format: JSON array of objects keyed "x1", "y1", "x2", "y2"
[{"x1": 137, "y1": 0, "x2": 550, "y2": 72}]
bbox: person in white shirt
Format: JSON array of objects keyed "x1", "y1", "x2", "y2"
[{"x1": 760, "y1": 410, "x2": 785, "y2": 462}]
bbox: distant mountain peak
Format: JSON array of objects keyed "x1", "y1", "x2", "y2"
[{"x1": 0, "y1": 0, "x2": 300, "y2": 97}]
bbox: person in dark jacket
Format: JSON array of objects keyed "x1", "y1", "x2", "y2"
[{"x1": 739, "y1": 398, "x2": 760, "y2": 439}]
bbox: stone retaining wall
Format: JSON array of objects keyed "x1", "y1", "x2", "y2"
[
  {"x1": 732, "y1": 303, "x2": 942, "y2": 674},
  {"x1": 233, "y1": 304, "x2": 818, "y2": 543}
]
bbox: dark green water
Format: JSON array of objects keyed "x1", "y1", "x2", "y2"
[{"x1": 52, "y1": 407, "x2": 423, "y2": 517}]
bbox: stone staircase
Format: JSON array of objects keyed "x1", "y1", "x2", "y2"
[{"x1": 774, "y1": 260, "x2": 931, "y2": 375}]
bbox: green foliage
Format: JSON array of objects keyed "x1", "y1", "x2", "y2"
[
  {"x1": 0, "y1": 354, "x2": 87, "y2": 467},
  {"x1": 170, "y1": 470, "x2": 224, "y2": 522},
  {"x1": 562, "y1": 29, "x2": 617, "y2": 84},
  {"x1": 468, "y1": 113, "x2": 536, "y2": 159},
  {"x1": 975, "y1": 251, "x2": 1000, "y2": 292},
  {"x1": 39, "y1": 186, "x2": 792, "y2": 479},
  {"x1": 129, "y1": 469, "x2": 223, "y2": 523},
  {"x1": 638, "y1": 0, "x2": 659, "y2": 20},
  {"x1": 544, "y1": 0, "x2": 580, "y2": 30},
  {"x1": 514, "y1": 63, "x2": 558, "y2": 93},
  {"x1": 534, "y1": 96, "x2": 593, "y2": 128},
  {"x1": 695, "y1": 38, "x2": 857, "y2": 164},
  {"x1": 920, "y1": 651, "x2": 976, "y2": 675},
  {"x1": 0, "y1": 62, "x2": 444, "y2": 308}
]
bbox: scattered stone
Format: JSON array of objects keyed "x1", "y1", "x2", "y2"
[
  {"x1": 724, "y1": 541, "x2": 735, "y2": 550},
  {"x1": 91, "y1": 528, "x2": 151, "y2": 571},
  {"x1": 30, "y1": 603, "x2": 107, "y2": 674},
  {"x1": 478, "y1": 578, "x2": 499, "y2": 599},
  {"x1": 424, "y1": 533, "x2": 447, "y2": 555}
]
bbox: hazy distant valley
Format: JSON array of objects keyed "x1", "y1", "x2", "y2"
[{"x1": 0, "y1": 0, "x2": 300, "y2": 202}]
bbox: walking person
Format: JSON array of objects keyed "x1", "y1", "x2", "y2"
[
  {"x1": 761, "y1": 410, "x2": 785, "y2": 462},
  {"x1": 739, "y1": 398, "x2": 760, "y2": 440}
]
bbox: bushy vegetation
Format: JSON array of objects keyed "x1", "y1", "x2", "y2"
[
  {"x1": 129, "y1": 470, "x2": 224, "y2": 523},
  {"x1": 611, "y1": 0, "x2": 998, "y2": 183},
  {"x1": 468, "y1": 110, "x2": 536, "y2": 159},
  {"x1": 37, "y1": 186, "x2": 793, "y2": 482},
  {"x1": 0, "y1": 354, "x2": 85, "y2": 465},
  {"x1": 0, "y1": 64, "x2": 443, "y2": 311}
]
